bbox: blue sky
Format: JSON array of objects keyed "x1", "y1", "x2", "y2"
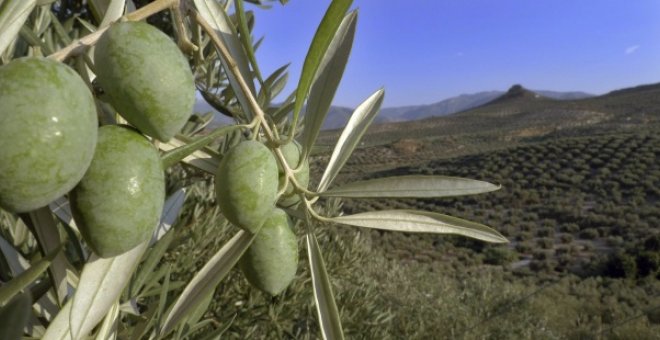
[{"x1": 250, "y1": 1, "x2": 660, "y2": 107}]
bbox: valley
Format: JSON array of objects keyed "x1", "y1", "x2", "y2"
[{"x1": 304, "y1": 82, "x2": 660, "y2": 338}]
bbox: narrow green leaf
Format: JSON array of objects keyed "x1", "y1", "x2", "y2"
[
  {"x1": 0, "y1": 292, "x2": 32, "y2": 340},
  {"x1": 234, "y1": 0, "x2": 263, "y2": 83},
  {"x1": 99, "y1": 0, "x2": 125, "y2": 27},
  {"x1": 271, "y1": 90, "x2": 295, "y2": 123},
  {"x1": 301, "y1": 10, "x2": 357, "y2": 159},
  {"x1": 291, "y1": 0, "x2": 353, "y2": 134},
  {"x1": 321, "y1": 175, "x2": 501, "y2": 198},
  {"x1": 128, "y1": 301, "x2": 159, "y2": 340},
  {"x1": 42, "y1": 241, "x2": 148, "y2": 339},
  {"x1": 160, "y1": 124, "x2": 241, "y2": 171},
  {"x1": 0, "y1": 246, "x2": 59, "y2": 306},
  {"x1": 130, "y1": 226, "x2": 176, "y2": 297},
  {"x1": 331, "y1": 210, "x2": 508, "y2": 243},
  {"x1": 151, "y1": 188, "x2": 187, "y2": 244},
  {"x1": 268, "y1": 71, "x2": 288, "y2": 102},
  {"x1": 194, "y1": 0, "x2": 255, "y2": 116},
  {"x1": 93, "y1": 300, "x2": 120, "y2": 340},
  {"x1": 41, "y1": 298, "x2": 71, "y2": 339},
  {"x1": 155, "y1": 265, "x2": 172, "y2": 326},
  {"x1": 317, "y1": 88, "x2": 384, "y2": 192},
  {"x1": 158, "y1": 230, "x2": 256, "y2": 337},
  {"x1": 181, "y1": 287, "x2": 214, "y2": 333},
  {"x1": 307, "y1": 231, "x2": 344, "y2": 340},
  {"x1": 75, "y1": 17, "x2": 97, "y2": 34},
  {"x1": 48, "y1": 11, "x2": 72, "y2": 45},
  {"x1": 19, "y1": 25, "x2": 52, "y2": 54},
  {"x1": 20, "y1": 207, "x2": 69, "y2": 304},
  {"x1": 0, "y1": 234, "x2": 30, "y2": 275},
  {"x1": 0, "y1": 0, "x2": 36, "y2": 56},
  {"x1": 67, "y1": 242, "x2": 149, "y2": 340},
  {"x1": 264, "y1": 64, "x2": 290, "y2": 90},
  {"x1": 258, "y1": 63, "x2": 289, "y2": 105}
]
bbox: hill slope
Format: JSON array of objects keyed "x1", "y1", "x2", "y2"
[
  {"x1": 202, "y1": 87, "x2": 594, "y2": 129},
  {"x1": 331, "y1": 82, "x2": 660, "y2": 149}
]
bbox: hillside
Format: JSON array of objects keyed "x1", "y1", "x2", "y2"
[
  {"x1": 202, "y1": 87, "x2": 594, "y2": 129},
  {"x1": 320, "y1": 82, "x2": 660, "y2": 152},
  {"x1": 319, "y1": 88, "x2": 593, "y2": 129}
]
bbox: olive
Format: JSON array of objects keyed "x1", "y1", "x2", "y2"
[
  {"x1": 215, "y1": 140, "x2": 278, "y2": 234},
  {"x1": 277, "y1": 140, "x2": 310, "y2": 208},
  {"x1": 239, "y1": 208, "x2": 298, "y2": 295},
  {"x1": 94, "y1": 21, "x2": 195, "y2": 142},
  {"x1": 70, "y1": 125, "x2": 165, "y2": 257},
  {"x1": 0, "y1": 57, "x2": 97, "y2": 213}
]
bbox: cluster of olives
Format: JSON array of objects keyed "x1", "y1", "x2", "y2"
[
  {"x1": 216, "y1": 138, "x2": 309, "y2": 295},
  {"x1": 0, "y1": 21, "x2": 308, "y2": 295},
  {"x1": 0, "y1": 21, "x2": 193, "y2": 258}
]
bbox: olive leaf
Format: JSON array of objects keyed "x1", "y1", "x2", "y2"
[
  {"x1": 130, "y1": 223, "x2": 177, "y2": 298},
  {"x1": 234, "y1": 0, "x2": 264, "y2": 84},
  {"x1": 49, "y1": 197, "x2": 78, "y2": 231},
  {"x1": 331, "y1": 210, "x2": 508, "y2": 243},
  {"x1": 291, "y1": 0, "x2": 353, "y2": 135},
  {"x1": 157, "y1": 230, "x2": 256, "y2": 337},
  {"x1": 0, "y1": 245, "x2": 59, "y2": 306},
  {"x1": 88, "y1": 0, "x2": 122, "y2": 25},
  {"x1": 301, "y1": 10, "x2": 357, "y2": 159},
  {"x1": 317, "y1": 88, "x2": 385, "y2": 192},
  {"x1": 70, "y1": 242, "x2": 148, "y2": 339},
  {"x1": 92, "y1": 300, "x2": 120, "y2": 340},
  {"x1": 0, "y1": 234, "x2": 31, "y2": 275},
  {"x1": 194, "y1": 0, "x2": 255, "y2": 117},
  {"x1": 41, "y1": 241, "x2": 148, "y2": 340},
  {"x1": 150, "y1": 188, "x2": 187, "y2": 244},
  {"x1": 20, "y1": 208, "x2": 70, "y2": 304},
  {"x1": 307, "y1": 231, "x2": 344, "y2": 340},
  {"x1": 258, "y1": 63, "x2": 289, "y2": 106},
  {"x1": 160, "y1": 124, "x2": 242, "y2": 172},
  {"x1": 0, "y1": 291, "x2": 32, "y2": 340},
  {"x1": 320, "y1": 175, "x2": 501, "y2": 198},
  {"x1": 0, "y1": 0, "x2": 37, "y2": 56}
]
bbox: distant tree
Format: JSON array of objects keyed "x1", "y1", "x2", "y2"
[{"x1": 604, "y1": 252, "x2": 637, "y2": 279}]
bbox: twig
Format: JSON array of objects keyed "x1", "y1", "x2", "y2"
[
  {"x1": 191, "y1": 8, "x2": 307, "y2": 198},
  {"x1": 48, "y1": 0, "x2": 178, "y2": 61}
]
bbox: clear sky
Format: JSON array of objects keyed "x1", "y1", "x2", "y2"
[{"x1": 249, "y1": 1, "x2": 660, "y2": 108}]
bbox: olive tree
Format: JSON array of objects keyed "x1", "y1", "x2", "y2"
[{"x1": 0, "y1": 0, "x2": 506, "y2": 338}]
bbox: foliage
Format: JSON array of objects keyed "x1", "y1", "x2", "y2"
[{"x1": 0, "y1": 0, "x2": 506, "y2": 338}]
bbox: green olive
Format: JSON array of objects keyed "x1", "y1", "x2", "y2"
[
  {"x1": 71, "y1": 125, "x2": 165, "y2": 257},
  {"x1": 215, "y1": 140, "x2": 278, "y2": 234},
  {"x1": 277, "y1": 140, "x2": 310, "y2": 208},
  {"x1": 94, "y1": 21, "x2": 195, "y2": 142},
  {"x1": 239, "y1": 208, "x2": 298, "y2": 295},
  {"x1": 0, "y1": 57, "x2": 97, "y2": 213}
]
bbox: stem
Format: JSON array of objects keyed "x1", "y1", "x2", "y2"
[
  {"x1": 161, "y1": 124, "x2": 248, "y2": 169},
  {"x1": 170, "y1": 1, "x2": 198, "y2": 54},
  {"x1": 192, "y1": 8, "x2": 320, "y2": 210},
  {"x1": 303, "y1": 197, "x2": 332, "y2": 223},
  {"x1": 48, "y1": 0, "x2": 179, "y2": 61},
  {"x1": 191, "y1": 9, "x2": 273, "y2": 139}
]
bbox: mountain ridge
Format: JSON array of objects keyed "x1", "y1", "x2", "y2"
[
  {"x1": 320, "y1": 87, "x2": 594, "y2": 130},
  {"x1": 199, "y1": 86, "x2": 603, "y2": 129}
]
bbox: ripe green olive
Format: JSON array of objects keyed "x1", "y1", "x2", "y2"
[
  {"x1": 0, "y1": 57, "x2": 97, "y2": 213},
  {"x1": 70, "y1": 125, "x2": 165, "y2": 257},
  {"x1": 94, "y1": 21, "x2": 195, "y2": 142},
  {"x1": 277, "y1": 140, "x2": 310, "y2": 208},
  {"x1": 239, "y1": 208, "x2": 298, "y2": 295},
  {"x1": 215, "y1": 140, "x2": 278, "y2": 234}
]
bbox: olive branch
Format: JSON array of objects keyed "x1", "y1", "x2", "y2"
[{"x1": 0, "y1": 0, "x2": 507, "y2": 339}]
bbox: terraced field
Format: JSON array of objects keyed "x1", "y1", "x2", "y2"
[{"x1": 340, "y1": 132, "x2": 659, "y2": 278}]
